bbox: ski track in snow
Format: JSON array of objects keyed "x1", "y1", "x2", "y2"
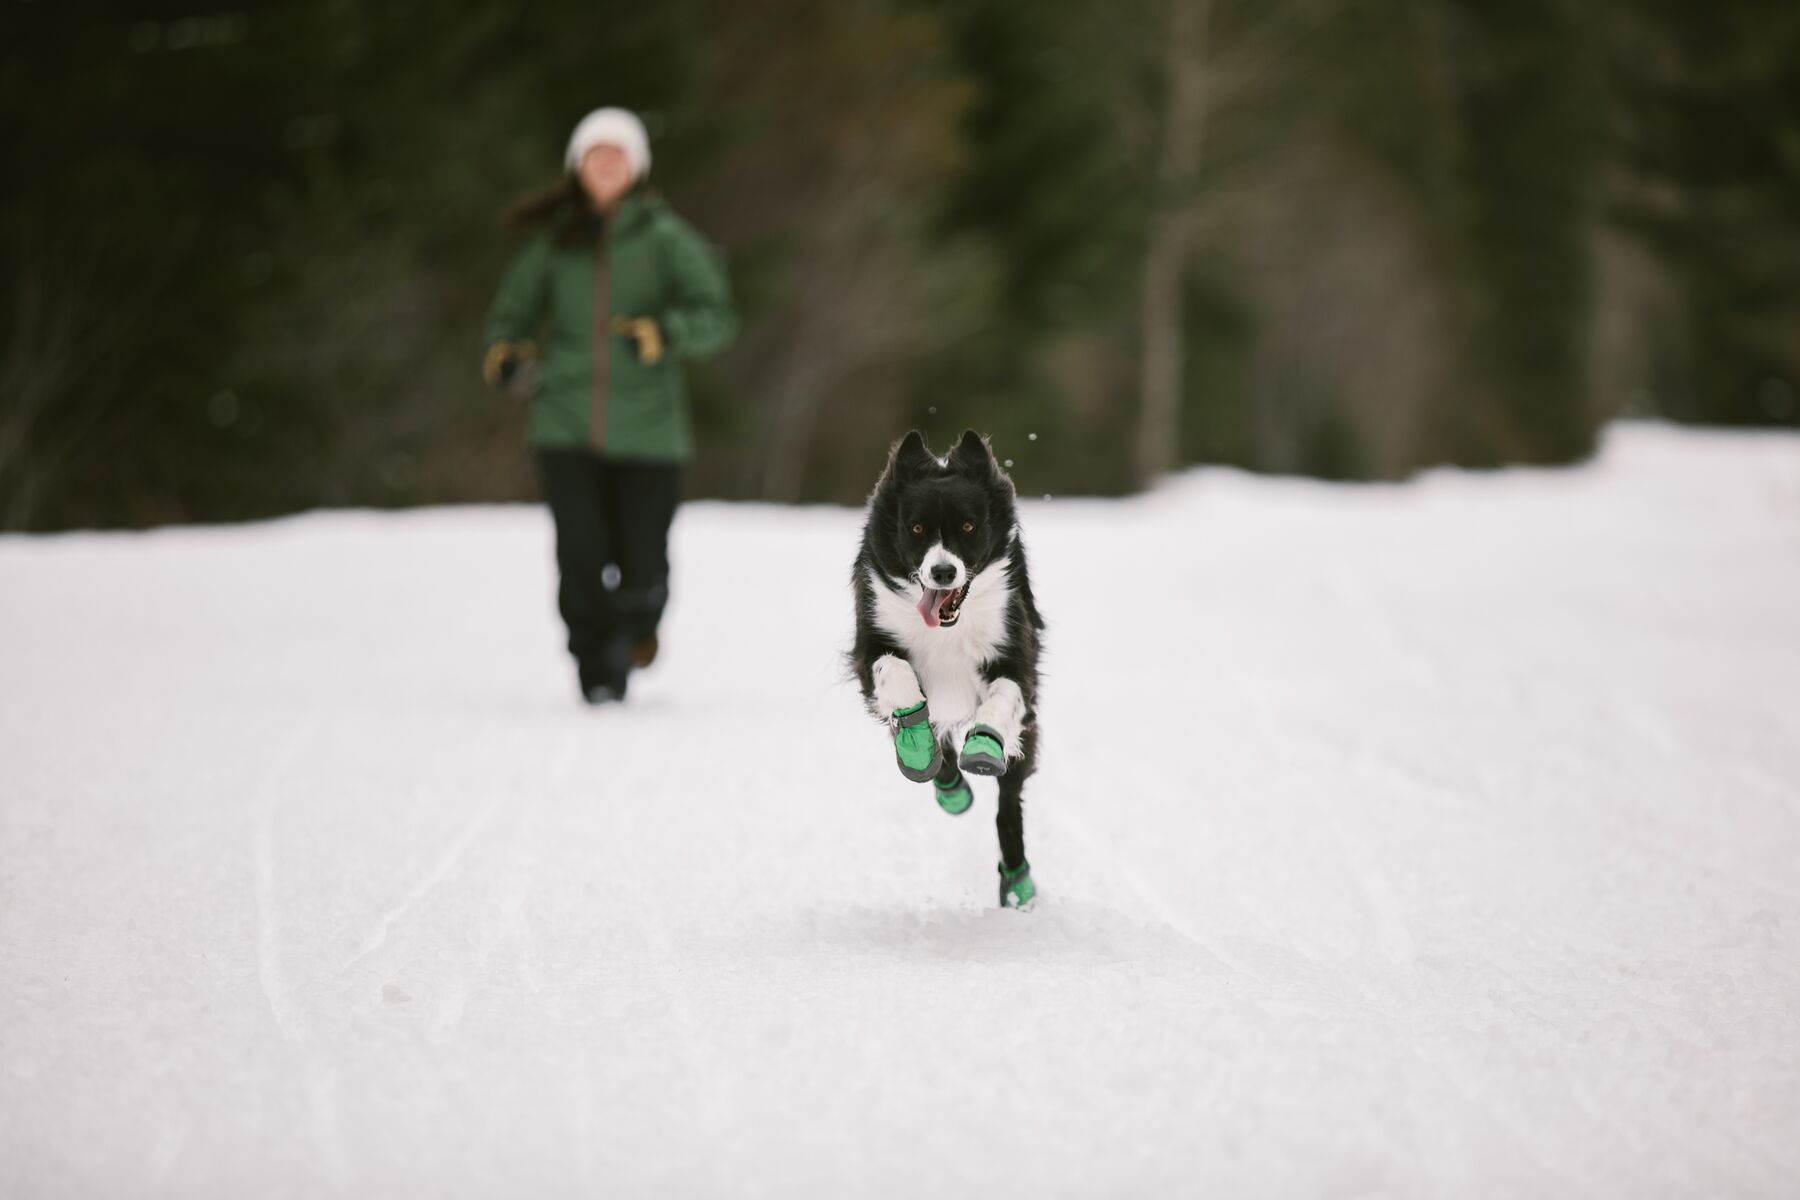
[
  {"x1": 341, "y1": 791, "x2": 508, "y2": 972},
  {"x1": 1, "y1": 422, "x2": 1798, "y2": 1197},
  {"x1": 252, "y1": 719, "x2": 318, "y2": 1040}
]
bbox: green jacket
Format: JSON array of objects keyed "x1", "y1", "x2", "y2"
[{"x1": 484, "y1": 189, "x2": 736, "y2": 460}]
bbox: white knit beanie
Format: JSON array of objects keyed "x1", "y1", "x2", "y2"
[{"x1": 564, "y1": 107, "x2": 651, "y2": 180}]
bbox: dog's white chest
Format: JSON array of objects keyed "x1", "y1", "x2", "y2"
[{"x1": 866, "y1": 560, "x2": 1012, "y2": 736}]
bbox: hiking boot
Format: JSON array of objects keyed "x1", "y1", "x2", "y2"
[{"x1": 631, "y1": 634, "x2": 658, "y2": 669}]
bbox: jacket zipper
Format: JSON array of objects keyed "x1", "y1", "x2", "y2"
[{"x1": 590, "y1": 220, "x2": 612, "y2": 451}]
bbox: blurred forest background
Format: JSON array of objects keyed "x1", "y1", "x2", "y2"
[{"x1": 3, "y1": 0, "x2": 1797, "y2": 529}]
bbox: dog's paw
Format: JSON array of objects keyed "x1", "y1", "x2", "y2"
[
  {"x1": 934, "y1": 772, "x2": 973, "y2": 816},
  {"x1": 893, "y1": 702, "x2": 943, "y2": 781},
  {"x1": 958, "y1": 725, "x2": 1007, "y2": 776},
  {"x1": 998, "y1": 859, "x2": 1036, "y2": 909}
]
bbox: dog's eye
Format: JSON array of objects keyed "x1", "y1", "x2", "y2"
[
  {"x1": 962, "y1": 521, "x2": 975, "y2": 534},
  {"x1": 911, "y1": 523, "x2": 924, "y2": 535}
]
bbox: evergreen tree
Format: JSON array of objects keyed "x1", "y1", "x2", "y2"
[{"x1": 1607, "y1": 0, "x2": 1800, "y2": 426}]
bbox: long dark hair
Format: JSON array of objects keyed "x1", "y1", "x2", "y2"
[
  {"x1": 501, "y1": 174, "x2": 655, "y2": 246},
  {"x1": 500, "y1": 175, "x2": 592, "y2": 245}
]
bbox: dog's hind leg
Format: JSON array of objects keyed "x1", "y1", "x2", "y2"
[
  {"x1": 995, "y1": 724, "x2": 1037, "y2": 908},
  {"x1": 931, "y1": 748, "x2": 973, "y2": 816}
]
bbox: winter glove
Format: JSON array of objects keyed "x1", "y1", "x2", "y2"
[
  {"x1": 891, "y1": 701, "x2": 943, "y2": 782},
  {"x1": 611, "y1": 316, "x2": 666, "y2": 365},
  {"x1": 483, "y1": 340, "x2": 534, "y2": 390}
]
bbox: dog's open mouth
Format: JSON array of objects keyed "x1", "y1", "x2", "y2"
[{"x1": 917, "y1": 581, "x2": 971, "y2": 629}]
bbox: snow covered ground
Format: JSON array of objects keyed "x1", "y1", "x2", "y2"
[{"x1": 2, "y1": 422, "x2": 1798, "y2": 1197}]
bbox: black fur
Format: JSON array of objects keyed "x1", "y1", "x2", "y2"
[{"x1": 850, "y1": 429, "x2": 1045, "y2": 874}]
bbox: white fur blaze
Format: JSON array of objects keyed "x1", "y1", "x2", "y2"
[
  {"x1": 871, "y1": 654, "x2": 925, "y2": 715},
  {"x1": 920, "y1": 543, "x2": 967, "y2": 590},
  {"x1": 973, "y1": 677, "x2": 1027, "y2": 758}
]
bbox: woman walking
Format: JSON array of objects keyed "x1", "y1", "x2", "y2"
[{"x1": 484, "y1": 108, "x2": 736, "y2": 704}]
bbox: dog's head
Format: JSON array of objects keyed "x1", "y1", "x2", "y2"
[{"x1": 868, "y1": 429, "x2": 1016, "y2": 629}]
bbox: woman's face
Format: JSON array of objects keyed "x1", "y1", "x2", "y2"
[{"x1": 578, "y1": 144, "x2": 635, "y2": 209}]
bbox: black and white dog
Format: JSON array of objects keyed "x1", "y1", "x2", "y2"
[{"x1": 850, "y1": 429, "x2": 1045, "y2": 908}]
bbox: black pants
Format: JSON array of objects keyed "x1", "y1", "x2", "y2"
[{"x1": 534, "y1": 450, "x2": 681, "y2": 688}]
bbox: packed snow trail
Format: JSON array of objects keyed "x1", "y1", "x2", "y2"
[{"x1": 2, "y1": 422, "x2": 1798, "y2": 1197}]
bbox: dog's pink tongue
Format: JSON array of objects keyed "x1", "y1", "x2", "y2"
[{"x1": 917, "y1": 587, "x2": 943, "y2": 628}]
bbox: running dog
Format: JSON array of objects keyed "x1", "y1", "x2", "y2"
[{"x1": 850, "y1": 430, "x2": 1045, "y2": 908}]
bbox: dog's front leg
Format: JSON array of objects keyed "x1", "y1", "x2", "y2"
[
  {"x1": 960, "y1": 675, "x2": 1027, "y2": 776},
  {"x1": 871, "y1": 654, "x2": 924, "y2": 714},
  {"x1": 873, "y1": 654, "x2": 941, "y2": 781}
]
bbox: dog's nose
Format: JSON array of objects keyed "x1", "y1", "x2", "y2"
[{"x1": 929, "y1": 564, "x2": 957, "y2": 587}]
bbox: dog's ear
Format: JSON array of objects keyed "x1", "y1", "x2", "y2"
[
  {"x1": 890, "y1": 430, "x2": 933, "y2": 477},
  {"x1": 948, "y1": 428, "x2": 997, "y2": 478}
]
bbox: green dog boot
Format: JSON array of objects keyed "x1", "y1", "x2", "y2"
[
  {"x1": 998, "y1": 859, "x2": 1036, "y2": 909},
  {"x1": 959, "y1": 725, "x2": 1007, "y2": 777},
  {"x1": 892, "y1": 702, "x2": 943, "y2": 782},
  {"x1": 933, "y1": 768, "x2": 973, "y2": 816}
]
